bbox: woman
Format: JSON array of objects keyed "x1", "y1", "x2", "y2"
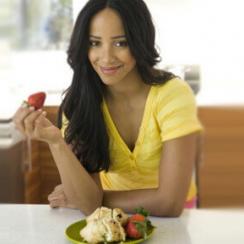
[{"x1": 13, "y1": 0, "x2": 202, "y2": 217}]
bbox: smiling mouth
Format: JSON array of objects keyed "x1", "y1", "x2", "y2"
[{"x1": 100, "y1": 65, "x2": 122, "y2": 75}]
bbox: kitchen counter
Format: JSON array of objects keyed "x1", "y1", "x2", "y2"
[{"x1": 0, "y1": 204, "x2": 244, "y2": 244}]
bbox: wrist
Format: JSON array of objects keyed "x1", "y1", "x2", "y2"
[{"x1": 48, "y1": 135, "x2": 66, "y2": 149}]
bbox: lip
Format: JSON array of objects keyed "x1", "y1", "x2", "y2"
[{"x1": 100, "y1": 65, "x2": 122, "y2": 75}]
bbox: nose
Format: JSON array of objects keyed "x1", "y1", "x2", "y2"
[{"x1": 100, "y1": 45, "x2": 115, "y2": 63}]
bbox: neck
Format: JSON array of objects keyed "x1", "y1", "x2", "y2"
[{"x1": 104, "y1": 72, "x2": 148, "y2": 101}]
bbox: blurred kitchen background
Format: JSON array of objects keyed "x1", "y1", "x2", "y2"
[
  {"x1": 1, "y1": 0, "x2": 244, "y2": 118},
  {"x1": 0, "y1": 0, "x2": 244, "y2": 206}
]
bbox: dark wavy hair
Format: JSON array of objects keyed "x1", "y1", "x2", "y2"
[{"x1": 58, "y1": 0, "x2": 175, "y2": 173}]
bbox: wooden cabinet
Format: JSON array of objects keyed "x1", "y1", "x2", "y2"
[
  {"x1": 24, "y1": 140, "x2": 41, "y2": 203},
  {"x1": 25, "y1": 106, "x2": 60, "y2": 203},
  {"x1": 26, "y1": 106, "x2": 244, "y2": 207},
  {"x1": 38, "y1": 107, "x2": 61, "y2": 203},
  {"x1": 197, "y1": 106, "x2": 244, "y2": 207}
]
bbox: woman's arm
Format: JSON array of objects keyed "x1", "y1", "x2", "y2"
[
  {"x1": 48, "y1": 132, "x2": 199, "y2": 217},
  {"x1": 48, "y1": 139, "x2": 103, "y2": 215},
  {"x1": 13, "y1": 106, "x2": 103, "y2": 215},
  {"x1": 102, "y1": 132, "x2": 199, "y2": 217}
]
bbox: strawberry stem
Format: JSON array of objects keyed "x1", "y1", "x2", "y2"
[{"x1": 134, "y1": 207, "x2": 149, "y2": 217}]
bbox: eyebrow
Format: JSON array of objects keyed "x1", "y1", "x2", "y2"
[{"x1": 89, "y1": 35, "x2": 126, "y2": 39}]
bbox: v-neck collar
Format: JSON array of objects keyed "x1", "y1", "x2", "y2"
[{"x1": 102, "y1": 86, "x2": 155, "y2": 157}]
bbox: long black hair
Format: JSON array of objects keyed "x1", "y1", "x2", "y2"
[{"x1": 58, "y1": 0, "x2": 175, "y2": 173}]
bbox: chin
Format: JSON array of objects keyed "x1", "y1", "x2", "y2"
[
  {"x1": 98, "y1": 74, "x2": 124, "y2": 86},
  {"x1": 100, "y1": 78, "x2": 120, "y2": 86}
]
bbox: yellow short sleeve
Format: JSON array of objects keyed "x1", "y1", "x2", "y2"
[{"x1": 156, "y1": 78, "x2": 203, "y2": 141}]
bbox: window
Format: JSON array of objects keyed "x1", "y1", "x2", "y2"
[
  {"x1": 0, "y1": 0, "x2": 73, "y2": 119},
  {"x1": 1, "y1": 0, "x2": 73, "y2": 50}
]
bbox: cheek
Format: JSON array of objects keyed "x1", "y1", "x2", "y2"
[
  {"x1": 88, "y1": 50, "x2": 96, "y2": 64},
  {"x1": 124, "y1": 54, "x2": 136, "y2": 68},
  {"x1": 121, "y1": 50, "x2": 136, "y2": 65}
]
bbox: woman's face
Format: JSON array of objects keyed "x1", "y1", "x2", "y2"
[{"x1": 88, "y1": 8, "x2": 137, "y2": 87}]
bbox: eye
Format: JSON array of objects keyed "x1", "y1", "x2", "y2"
[
  {"x1": 89, "y1": 40, "x2": 100, "y2": 47},
  {"x1": 114, "y1": 40, "x2": 128, "y2": 47}
]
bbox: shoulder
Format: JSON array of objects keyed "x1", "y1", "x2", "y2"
[
  {"x1": 152, "y1": 78, "x2": 196, "y2": 110},
  {"x1": 153, "y1": 78, "x2": 202, "y2": 141},
  {"x1": 153, "y1": 77, "x2": 193, "y2": 97}
]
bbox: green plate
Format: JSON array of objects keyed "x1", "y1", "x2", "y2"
[{"x1": 65, "y1": 219, "x2": 155, "y2": 244}]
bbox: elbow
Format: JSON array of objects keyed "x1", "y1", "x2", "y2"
[
  {"x1": 156, "y1": 198, "x2": 184, "y2": 217},
  {"x1": 77, "y1": 189, "x2": 104, "y2": 216},
  {"x1": 158, "y1": 207, "x2": 183, "y2": 218},
  {"x1": 167, "y1": 205, "x2": 183, "y2": 217}
]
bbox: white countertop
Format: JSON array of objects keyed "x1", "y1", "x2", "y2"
[{"x1": 0, "y1": 204, "x2": 244, "y2": 244}]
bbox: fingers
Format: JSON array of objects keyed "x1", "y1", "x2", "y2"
[
  {"x1": 48, "y1": 184, "x2": 64, "y2": 205},
  {"x1": 13, "y1": 106, "x2": 35, "y2": 135},
  {"x1": 49, "y1": 198, "x2": 77, "y2": 209},
  {"x1": 34, "y1": 111, "x2": 48, "y2": 128},
  {"x1": 34, "y1": 115, "x2": 62, "y2": 144},
  {"x1": 48, "y1": 191, "x2": 67, "y2": 208},
  {"x1": 24, "y1": 109, "x2": 44, "y2": 136},
  {"x1": 54, "y1": 184, "x2": 64, "y2": 192},
  {"x1": 48, "y1": 184, "x2": 77, "y2": 209},
  {"x1": 33, "y1": 112, "x2": 55, "y2": 140},
  {"x1": 49, "y1": 184, "x2": 64, "y2": 196},
  {"x1": 49, "y1": 200, "x2": 62, "y2": 208},
  {"x1": 13, "y1": 105, "x2": 44, "y2": 137}
]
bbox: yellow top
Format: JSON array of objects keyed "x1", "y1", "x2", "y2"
[
  {"x1": 61, "y1": 78, "x2": 203, "y2": 202},
  {"x1": 100, "y1": 78, "x2": 202, "y2": 202}
]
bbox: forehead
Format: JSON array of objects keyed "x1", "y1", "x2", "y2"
[{"x1": 89, "y1": 8, "x2": 125, "y2": 36}]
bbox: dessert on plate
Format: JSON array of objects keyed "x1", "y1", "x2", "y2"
[
  {"x1": 80, "y1": 206, "x2": 153, "y2": 244},
  {"x1": 80, "y1": 207, "x2": 128, "y2": 243}
]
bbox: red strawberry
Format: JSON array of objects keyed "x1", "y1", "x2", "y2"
[
  {"x1": 130, "y1": 213, "x2": 146, "y2": 222},
  {"x1": 125, "y1": 208, "x2": 154, "y2": 239},
  {"x1": 125, "y1": 214, "x2": 147, "y2": 239},
  {"x1": 27, "y1": 92, "x2": 46, "y2": 110}
]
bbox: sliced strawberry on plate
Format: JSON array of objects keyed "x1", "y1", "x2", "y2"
[
  {"x1": 130, "y1": 213, "x2": 146, "y2": 222},
  {"x1": 125, "y1": 216, "x2": 147, "y2": 239},
  {"x1": 125, "y1": 207, "x2": 153, "y2": 239},
  {"x1": 27, "y1": 92, "x2": 46, "y2": 110}
]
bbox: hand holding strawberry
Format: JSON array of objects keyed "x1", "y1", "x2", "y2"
[
  {"x1": 125, "y1": 207, "x2": 154, "y2": 239},
  {"x1": 13, "y1": 91, "x2": 63, "y2": 145}
]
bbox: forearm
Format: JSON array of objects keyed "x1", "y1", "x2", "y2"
[
  {"x1": 103, "y1": 188, "x2": 183, "y2": 217},
  {"x1": 49, "y1": 140, "x2": 103, "y2": 215}
]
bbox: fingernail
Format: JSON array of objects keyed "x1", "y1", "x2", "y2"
[{"x1": 29, "y1": 106, "x2": 35, "y2": 111}]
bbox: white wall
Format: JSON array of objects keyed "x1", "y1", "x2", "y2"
[
  {"x1": 1, "y1": 0, "x2": 244, "y2": 119},
  {"x1": 64, "y1": 0, "x2": 244, "y2": 102},
  {"x1": 145, "y1": 0, "x2": 244, "y2": 104}
]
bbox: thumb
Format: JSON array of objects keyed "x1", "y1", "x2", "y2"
[
  {"x1": 34, "y1": 116, "x2": 53, "y2": 139},
  {"x1": 34, "y1": 115, "x2": 61, "y2": 144},
  {"x1": 34, "y1": 123, "x2": 55, "y2": 141}
]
